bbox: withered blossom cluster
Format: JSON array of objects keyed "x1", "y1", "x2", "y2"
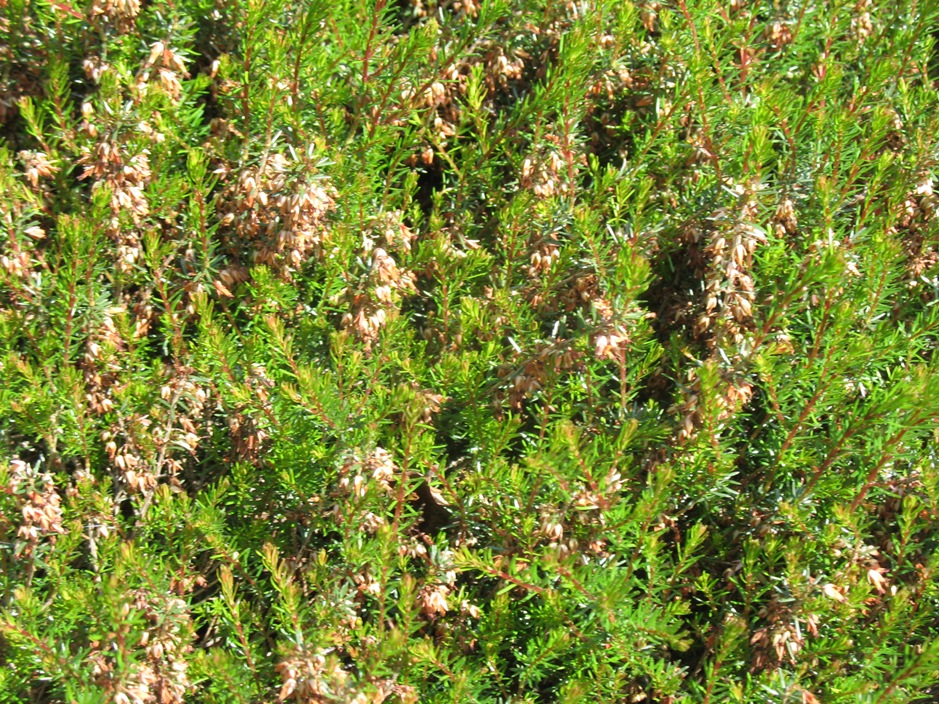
[
  {"x1": 521, "y1": 148, "x2": 570, "y2": 201},
  {"x1": 538, "y1": 463, "x2": 624, "y2": 561},
  {"x1": 1, "y1": 151, "x2": 57, "y2": 279},
  {"x1": 100, "y1": 371, "x2": 209, "y2": 495},
  {"x1": 89, "y1": 0, "x2": 140, "y2": 28},
  {"x1": 402, "y1": 69, "x2": 463, "y2": 164},
  {"x1": 217, "y1": 152, "x2": 335, "y2": 277},
  {"x1": 591, "y1": 293, "x2": 643, "y2": 363},
  {"x1": 276, "y1": 649, "x2": 353, "y2": 703},
  {"x1": 276, "y1": 647, "x2": 417, "y2": 704},
  {"x1": 896, "y1": 175, "x2": 938, "y2": 282},
  {"x1": 653, "y1": 182, "x2": 770, "y2": 444},
  {"x1": 671, "y1": 366, "x2": 754, "y2": 445},
  {"x1": 694, "y1": 183, "x2": 768, "y2": 345},
  {"x1": 496, "y1": 342, "x2": 580, "y2": 411},
  {"x1": 749, "y1": 595, "x2": 820, "y2": 674},
  {"x1": 5, "y1": 459, "x2": 65, "y2": 557},
  {"x1": 89, "y1": 590, "x2": 193, "y2": 704},
  {"x1": 340, "y1": 213, "x2": 418, "y2": 348},
  {"x1": 850, "y1": 0, "x2": 874, "y2": 41},
  {"x1": 227, "y1": 363, "x2": 274, "y2": 461},
  {"x1": 136, "y1": 42, "x2": 190, "y2": 102},
  {"x1": 18, "y1": 149, "x2": 58, "y2": 189},
  {"x1": 336, "y1": 447, "x2": 398, "y2": 499},
  {"x1": 78, "y1": 138, "x2": 153, "y2": 271}
]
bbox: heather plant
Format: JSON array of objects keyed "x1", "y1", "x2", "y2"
[{"x1": 1, "y1": 0, "x2": 939, "y2": 702}]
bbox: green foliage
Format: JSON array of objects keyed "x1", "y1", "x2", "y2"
[{"x1": 1, "y1": 0, "x2": 939, "y2": 701}]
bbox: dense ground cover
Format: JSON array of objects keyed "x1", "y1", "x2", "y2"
[{"x1": 2, "y1": 0, "x2": 939, "y2": 701}]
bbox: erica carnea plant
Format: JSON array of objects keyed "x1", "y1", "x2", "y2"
[{"x1": 2, "y1": 0, "x2": 939, "y2": 702}]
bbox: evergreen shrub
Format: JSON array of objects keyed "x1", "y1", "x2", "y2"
[{"x1": 1, "y1": 0, "x2": 939, "y2": 701}]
